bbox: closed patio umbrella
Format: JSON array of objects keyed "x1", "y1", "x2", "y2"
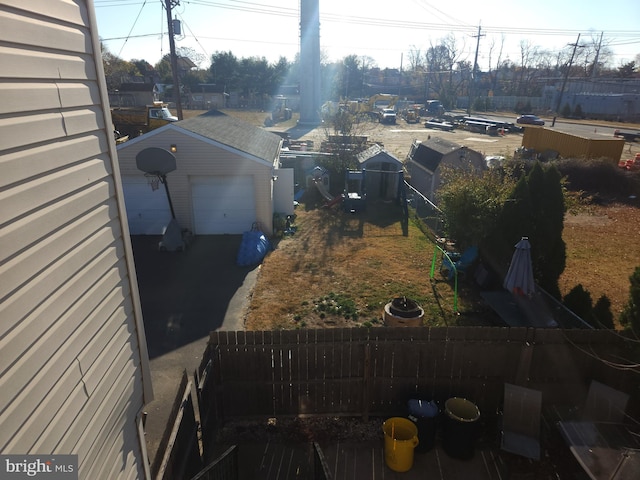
[{"x1": 503, "y1": 237, "x2": 535, "y2": 296}]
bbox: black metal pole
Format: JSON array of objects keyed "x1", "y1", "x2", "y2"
[{"x1": 161, "y1": 175, "x2": 177, "y2": 219}]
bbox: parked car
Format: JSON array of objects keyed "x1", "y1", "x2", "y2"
[{"x1": 516, "y1": 114, "x2": 545, "y2": 126}]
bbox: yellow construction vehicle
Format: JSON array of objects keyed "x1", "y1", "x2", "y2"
[
  {"x1": 265, "y1": 95, "x2": 292, "y2": 126},
  {"x1": 111, "y1": 101, "x2": 178, "y2": 139}
]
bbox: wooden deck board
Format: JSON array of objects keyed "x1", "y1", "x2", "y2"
[
  {"x1": 320, "y1": 441, "x2": 504, "y2": 480},
  {"x1": 214, "y1": 440, "x2": 505, "y2": 479}
]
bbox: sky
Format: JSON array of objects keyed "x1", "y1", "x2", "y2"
[{"x1": 95, "y1": 0, "x2": 640, "y2": 71}]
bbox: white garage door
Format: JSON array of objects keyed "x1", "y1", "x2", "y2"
[
  {"x1": 191, "y1": 176, "x2": 256, "y2": 234},
  {"x1": 122, "y1": 175, "x2": 172, "y2": 234}
]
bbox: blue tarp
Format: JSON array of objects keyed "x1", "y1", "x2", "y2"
[{"x1": 236, "y1": 229, "x2": 271, "y2": 266}]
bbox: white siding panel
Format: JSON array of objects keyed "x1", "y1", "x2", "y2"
[
  {"x1": 58, "y1": 82, "x2": 101, "y2": 108},
  {"x1": 1, "y1": 1, "x2": 151, "y2": 477},
  {"x1": 4, "y1": 362, "x2": 86, "y2": 453},
  {"x1": 76, "y1": 348, "x2": 140, "y2": 474},
  {"x1": 0, "y1": 111, "x2": 66, "y2": 150},
  {"x1": 0, "y1": 268, "x2": 126, "y2": 449},
  {"x1": 0, "y1": 227, "x2": 123, "y2": 343},
  {"x1": 0, "y1": 8, "x2": 89, "y2": 53},
  {"x1": 0, "y1": 160, "x2": 110, "y2": 226},
  {"x1": 62, "y1": 106, "x2": 106, "y2": 135},
  {"x1": 0, "y1": 205, "x2": 118, "y2": 303},
  {"x1": 0, "y1": 82, "x2": 65, "y2": 114},
  {"x1": 0, "y1": 45, "x2": 96, "y2": 80},
  {"x1": 1, "y1": 1, "x2": 85, "y2": 25},
  {"x1": 0, "y1": 135, "x2": 108, "y2": 188},
  {"x1": 0, "y1": 183, "x2": 112, "y2": 261},
  {"x1": 0, "y1": 81, "x2": 99, "y2": 115},
  {"x1": 30, "y1": 381, "x2": 89, "y2": 453}
]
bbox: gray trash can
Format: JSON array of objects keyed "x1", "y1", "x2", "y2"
[{"x1": 442, "y1": 397, "x2": 480, "y2": 459}]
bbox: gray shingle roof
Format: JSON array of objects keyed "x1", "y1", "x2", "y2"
[
  {"x1": 356, "y1": 143, "x2": 401, "y2": 166},
  {"x1": 409, "y1": 137, "x2": 463, "y2": 171},
  {"x1": 176, "y1": 110, "x2": 281, "y2": 162}
]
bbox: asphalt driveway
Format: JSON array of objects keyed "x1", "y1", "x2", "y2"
[
  {"x1": 131, "y1": 234, "x2": 255, "y2": 358},
  {"x1": 130, "y1": 234, "x2": 259, "y2": 463}
]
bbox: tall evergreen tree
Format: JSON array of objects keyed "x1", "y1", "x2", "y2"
[{"x1": 620, "y1": 267, "x2": 640, "y2": 334}]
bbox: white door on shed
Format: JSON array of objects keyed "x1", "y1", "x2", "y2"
[
  {"x1": 122, "y1": 175, "x2": 172, "y2": 234},
  {"x1": 191, "y1": 176, "x2": 256, "y2": 234}
]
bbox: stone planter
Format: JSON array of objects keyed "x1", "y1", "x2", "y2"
[{"x1": 383, "y1": 297, "x2": 424, "y2": 327}]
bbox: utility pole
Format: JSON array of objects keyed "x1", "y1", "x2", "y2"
[
  {"x1": 468, "y1": 25, "x2": 485, "y2": 115},
  {"x1": 165, "y1": 0, "x2": 183, "y2": 120},
  {"x1": 591, "y1": 32, "x2": 603, "y2": 79},
  {"x1": 552, "y1": 33, "x2": 581, "y2": 127}
]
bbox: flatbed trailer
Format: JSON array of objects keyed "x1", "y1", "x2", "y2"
[{"x1": 614, "y1": 129, "x2": 640, "y2": 142}]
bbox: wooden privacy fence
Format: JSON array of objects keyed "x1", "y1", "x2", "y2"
[
  {"x1": 199, "y1": 327, "x2": 637, "y2": 426},
  {"x1": 153, "y1": 371, "x2": 202, "y2": 480}
]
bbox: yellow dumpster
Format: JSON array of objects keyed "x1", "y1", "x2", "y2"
[{"x1": 382, "y1": 417, "x2": 419, "y2": 472}]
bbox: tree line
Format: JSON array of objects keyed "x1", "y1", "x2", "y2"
[{"x1": 102, "y1": 34, "x2": 639, "y2": 109}]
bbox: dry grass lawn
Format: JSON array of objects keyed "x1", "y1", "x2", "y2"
[
  {"x1": 560, "y1": 203, "x2": 640, "y2": 320},
  {"x1": 244, "y1": 200, "x2": 478, "y2": 330},
  {"x1": 244, "y1": 200, "x2": 640, "y2": 331}
]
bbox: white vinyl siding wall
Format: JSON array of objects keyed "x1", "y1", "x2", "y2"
[
  {"x1": 0, "y1": 1, "x2": 152, "y2": 479},
  {"x1": 118, "y1": 128, "x2": 274, "y2": 234}
]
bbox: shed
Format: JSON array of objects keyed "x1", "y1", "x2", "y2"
[
  {"x1": 405, "y1": 137, "x2": 485, "y2": 201},
  {"x1": 356, "y1": 144, "x2": 404, "y2": 200},
  {"x1": 117, "y1": 110, "x2": 284, "y2": 235}
]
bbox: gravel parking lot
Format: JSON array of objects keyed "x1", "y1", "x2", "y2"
[{"x1": 261, "y1": 110, "x2": 639, "y2": 164}]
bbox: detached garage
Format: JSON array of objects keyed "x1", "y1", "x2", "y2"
[{"x1": 117, "y1": 110, "x2": 283, "y2": 235}]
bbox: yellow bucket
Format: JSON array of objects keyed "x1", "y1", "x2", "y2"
[{"x1": 382, "y1": 417, "x2": 419, "y2": 472}]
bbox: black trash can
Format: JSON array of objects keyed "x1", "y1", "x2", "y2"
[
  {"x1": 407, "y1": 399, "x2": 439, "y2": 453},
  {"x1": 442, "y1": 397, "x2": 480, "y2": 459}
]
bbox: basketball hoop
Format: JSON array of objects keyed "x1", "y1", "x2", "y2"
[{"x1": 145, "y1": 173, "x2": 160, "y2": 191}]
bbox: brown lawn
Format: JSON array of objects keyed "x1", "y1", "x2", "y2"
[
  {"x1": 244, "y1": 200, "x2": 474, "y2": 330},
  {"x1": 560, "y1": 203, "x2": 640, "y2": 321},
  {"x1": 244, "y1": 198, "x2": 640, "y2": 331}
]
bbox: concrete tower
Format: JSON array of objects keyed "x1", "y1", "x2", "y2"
[{"x1": 299, "y1": 0, "x2": 321, "y2": 125}]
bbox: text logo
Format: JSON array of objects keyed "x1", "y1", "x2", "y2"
[{"x1": 1, "y1": 455, "x2": 77, "y2": 479}]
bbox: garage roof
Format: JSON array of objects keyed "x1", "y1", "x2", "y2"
[{"x1": 177, "y1": 109, "x2": 282, "y2": 162}]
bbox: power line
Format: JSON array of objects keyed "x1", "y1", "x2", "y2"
[{"x1": 117, "y1": 0, "x2": 149, "y2": 57}]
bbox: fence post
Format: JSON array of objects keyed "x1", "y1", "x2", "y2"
[{"x1": 362, "y1": 341, "x2": 371, "y2": 422}]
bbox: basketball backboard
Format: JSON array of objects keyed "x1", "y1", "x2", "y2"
[{"x1": 136, "y1": 147, "x2": 177, "y2": 175}]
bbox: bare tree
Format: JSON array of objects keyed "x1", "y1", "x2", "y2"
[
  {"x1": 486, "y1": 35, "x2": 506, "y2": 94},
  {"x1": 517, "y1": 40, "x2": 541, "y2": 96},
  {"x1": 407, "y1": 46, "x2": 424, "y2": 71},
  {"x1": 424, "y1": 34, "x2": 468, "y2": 107}
]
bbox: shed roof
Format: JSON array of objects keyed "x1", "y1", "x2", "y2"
[
  {"x1": 409, "y1": 137, "x2": 465, "y2": 171},
  {"x1": 356, "y1": 143, "x2": 402, "y2": 167},
  {"x1": 176, "y1": 109, "x2": 282, "y2": 162}
]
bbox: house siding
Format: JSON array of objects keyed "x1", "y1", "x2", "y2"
[
  {"x1": 118, "y1": 128, "x2": 274, "y2": 234},
  {"x1": 1, "y1": 1, "x2": 151, "y2": 479}
]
